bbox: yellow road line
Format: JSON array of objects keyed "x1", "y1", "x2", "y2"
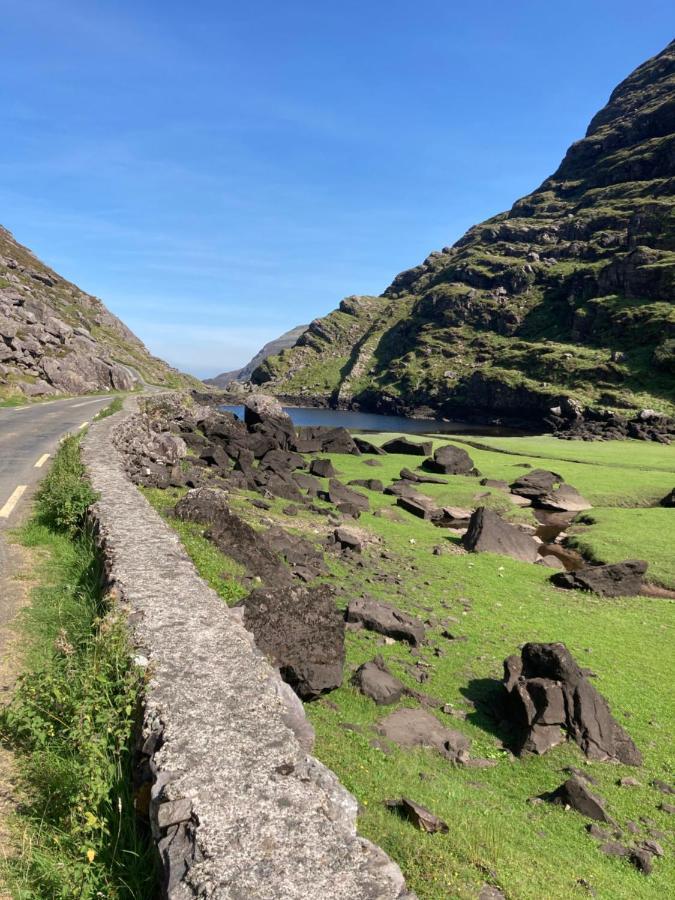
[
  {"x1": 34, "y1": 453, "x2": 50, "y2": 468},
  {"x1": 0, "y1": 485, "x2": 27, "y2": 519}
]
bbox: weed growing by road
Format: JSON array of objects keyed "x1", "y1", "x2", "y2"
[{"x1": 0, "y1": 435, "x2": 156, "y2": 899}]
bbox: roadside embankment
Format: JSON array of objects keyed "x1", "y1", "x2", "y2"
[{"x1": 81, "y1": 397, "x2": 411, "y2": 899}]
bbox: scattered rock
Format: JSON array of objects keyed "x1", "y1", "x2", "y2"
[
  {"x1": 544, "y1": 776, "x2": 614, "y2": 823},
  {"x1": 327, "y1": 479, "x2": 370, "y2": 512},
  {"x1": 510, "y1": 469, "x2": 564, "y2": 499},
  {"x1": 385, "y1": 797, "x2": 448, "y2": 833},
  {"x1": 348, "y1": 478, "x2": 384, "y2": 492},
  {"x1": 352, "y1": 657, "x2": 405, "y2": 705},
  {"x1": 310, "y1": 458, "x2": 336, "y2": 478},
  {"x1": 553, "y1": 560, "x2": 648, "y2": 597},
  {"x1": 346, "y1": 597, "x2": 426, "y2": 646},
  {"x1": 462, "y1": 507, "x2": 540, "y2": 563},
  {"x1": 399, "y1": 467, "x2": 448, "y2": 485},
  {"x1": 353, "y1": 437, "x2": 387, "y2": 455},
  {"x1": 378, "y1": 708, "x2": 470, "y2": 763},
  {"x1": 333, "y1": 528, "x2": 363, "y2": 553}
]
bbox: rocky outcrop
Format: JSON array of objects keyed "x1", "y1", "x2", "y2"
[
  {"x1": 503, "y1": 642, "x2": 642, "y2": 764},
  {"x1": 0, "y1": 225, "x2": 193, "y2": 399},
  {"x1": 253, "y1": 41, "x2": 675, "y2": 425}
]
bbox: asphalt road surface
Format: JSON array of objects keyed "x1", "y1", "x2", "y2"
[
  {"x1": 0, "y1": 395, "x2": 113, "y2": 653},
  {"x1": 0, "y1": 395, "x2": 113, "y2": 528}
]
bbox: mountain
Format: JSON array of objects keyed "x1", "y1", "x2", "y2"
[
  {"x1": 252, "y1": 40, "x2": 675, "y2": 421},
  {"x1": 205, "y1": 324, "x2": 308, "y2": 387},
  {"x1": 0, "y1": 225, "x2": 199, "y2": 401}
]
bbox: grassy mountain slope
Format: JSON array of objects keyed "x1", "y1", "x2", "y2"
[
  {"x1": 0, "y1": 225, "x2": 199, "y2": 401},
  {"x1": 253, "y1": 40, "x2": 675, "y2": 420}
]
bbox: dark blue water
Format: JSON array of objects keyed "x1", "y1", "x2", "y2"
[{"x1": 220, "y1": 405, "x2": 531, "y2": 436}]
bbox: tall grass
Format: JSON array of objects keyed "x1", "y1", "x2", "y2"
[{"x1": 0, "y1": 434, "x2": 157, "y2": 898}]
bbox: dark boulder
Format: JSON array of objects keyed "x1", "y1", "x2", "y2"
[
  {"x1": 254, "y1": 469, "x2": 305, "y2": 502},
  {"x1": 309, "y1": 458, "x2": 336, "y2": 478},
  {"x1": 422, "y1": 444, "x2": 474, "y2": 475},
  {"x1": 553, "y1": 560, "x2": 648, "y2": 597},
  {"x1": 327, "y1": 479, "x2": 369, "y2": 512},
  {"x1": 385, "y1": 798, "x2": 448, "y2": 833},
  {"x1": 544, "y1": 776, "x2": 613, "y2": 823},
  {"x1": 503, "y1": 642, "x2": 642, "y2": 765},
  {"x1": 383, "y1": 480, "x2": 421, "y2": 498},
  {"x1": 294, "y1": 426, "x2": 359, "y2": 455},
  {"x1": 333, "y1": 527, "x2": 362, "y2": 553},
  {"x1": 346, "y1": 597, "x2": 425, "y2": 645},
  {"x1": 400, "y1": 467, "x2": 448, "y2": 485},
  {"x1": 352, "y1": 657, "x2": 405, "y2": 705},
  {"x1": 264, "y1": 525, "x2": 327, "y2": 579},
  {"x1": 238, "y1": 583, "x2": 345, "y2": 699},
  {"x1": 348, "y1": 478, "x2": 384, "y2": 492},
  {"x1": 381, "y1": 437, "x2": 433, "y2": 456},
  {"x1": 293, "y1": 472, "x2": 322, "y2": 496},
  {"x1": 354, "y1": 437, "x2": 387, "y2": 455},
  {"x1": 396, "y1": 495, "x2": 441, "y2": 521},
  {"x1": 462, "y1": 507, "x2": 540, "y2": 563},
  {"x1": 510, "y1": 469, "x2": 563, "y2": 499},
  {"x1": 260, "y1": 448, "x2": 306, "y2": 474},
  {"x1": 659, "y1": 487, "x2": 675, "y2": 507}
]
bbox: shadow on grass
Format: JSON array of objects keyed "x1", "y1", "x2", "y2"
[{"x1": 460, "y1": 677, "x2": 522, "y2": 752}]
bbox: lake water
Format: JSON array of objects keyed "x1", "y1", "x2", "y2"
[{"x1": 220, "y1": 405, "x2": 534, "y2": 436}]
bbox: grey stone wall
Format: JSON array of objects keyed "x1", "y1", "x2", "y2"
[{"x1": 82, "y1": 398, "x2": 412, "y2": 900}]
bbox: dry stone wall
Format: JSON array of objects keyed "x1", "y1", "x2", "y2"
[{"x1": 82, "y1": 397, "x2": 412, "y2": 900}]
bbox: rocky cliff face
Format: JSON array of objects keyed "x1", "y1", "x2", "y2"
[
  {"x1": 0, "y1": 225, "x2": 197, "y2": 400},
  {"x1": 253, "y1": 40, "x2": 675, "y2": 421},
  {"x1": 206, "y1": 323, "x2": 308, "y2": 387}
]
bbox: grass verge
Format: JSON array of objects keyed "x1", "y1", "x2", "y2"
[{"x1": 0, "y1": 435, "x2": 156, "y2": 899}]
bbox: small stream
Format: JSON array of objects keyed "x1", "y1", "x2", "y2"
[{"x1": 533, "y1": 510, "x2": 586, "y2": 571}]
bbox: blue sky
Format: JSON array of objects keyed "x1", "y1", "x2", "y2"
[{"x1": 2, "y1": 2, "x2": 673, "y2": 377}]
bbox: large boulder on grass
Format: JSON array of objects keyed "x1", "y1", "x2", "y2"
[
  {"x1": 346, "y1": 597, "x2": 425, "y2": 645},
  {"x1": 552, "y1": 560, "x2": 647, "y2": 597},
  {"x1": 381, "y1": 437, "x2": 432, "y2": 456},
  {"x1": 503, "y1": 642, "x2": 642, "y2": 765},
  {"x1": 422, "y1": 444, "x2": 474, "y2": 475},
  {"x1": 462, "y1": 507, "x2": 540, "y2": 563},
  {"x1": 238, "y1": 583, "x2": 345, "y2": 699}
]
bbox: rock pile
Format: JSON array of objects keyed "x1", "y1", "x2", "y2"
[
  {"x1": 503, "y1": 642, "x2": 642, "y2": 764},
  {"x1": 550, "y1": 405, "x2": 675, "y2": 444}
]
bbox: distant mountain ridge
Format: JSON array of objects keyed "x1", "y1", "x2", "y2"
[
  {"x1": 205, "y1": 324, "x2": 308, "y2": 387},
  {"x1": 0, "y1": 225, "x2": 198, "y2": 400},
  {"x1": 252, "y1": 40, "x2": 675, "y2": 421}
]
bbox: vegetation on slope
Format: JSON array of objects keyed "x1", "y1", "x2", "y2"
[
  {"x1": 255, "y1": 41, "x2": 675, "y2": 419},
  {"x1": 0, "y1": 432, "x2": 156, "y2": 898},
  {"x1": 0, "y1": 225, "x2": 200, "y2": 402},
  {"x1": 147, "y1": 431, "x2": 675, "y2": 899}
]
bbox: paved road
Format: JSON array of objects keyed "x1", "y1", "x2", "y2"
[
  {"x1": 0, "y1": 394, "x2": 113, "y2": 527},
  {"x1": 0, "y1": 394, "x2": 113, "y2": 644}
]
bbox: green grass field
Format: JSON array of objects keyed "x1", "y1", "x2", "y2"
[{"x1": 147, "y1": 432, "x2": 675, "y2": 899}]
